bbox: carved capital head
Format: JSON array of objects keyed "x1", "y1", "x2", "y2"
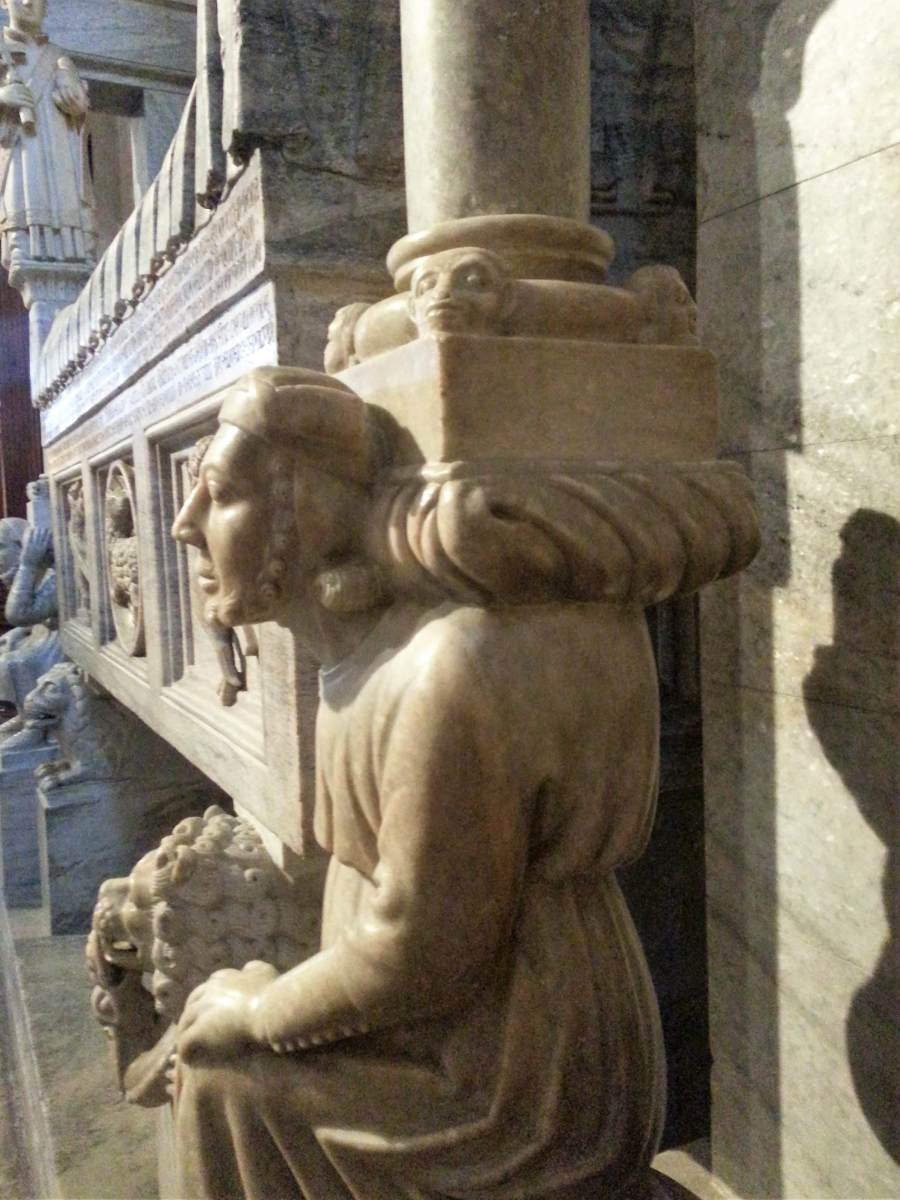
[
  {"x1": 409, "y1": 247, "x2": 515, "y2": 337},
  {"x1": 324, "y1": 302, "x2": 370, "y2": 375}
]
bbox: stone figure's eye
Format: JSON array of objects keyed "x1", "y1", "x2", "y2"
[
  {"x1": 206, "y1": 479, "x2": 233, "y2": 504},
  {"x1": 464, "y1": 269, "x2": 488, "y2": 289},
  {"x1": 415, "y1": 273, "x2": 437, "y2": 298}
]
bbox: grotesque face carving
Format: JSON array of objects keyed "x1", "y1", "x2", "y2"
[
  {"x1": 3, "y1": 0, "x2": 46, "y2": 34},
  {"x1": 409, "y1": 248, "x2": 514, "y2": 337},
  {"x1": 172, "y1": 423, "x2": 291, "y2": 628}
]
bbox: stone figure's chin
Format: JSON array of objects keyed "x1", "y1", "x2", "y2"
[{"x1": 205, "y1": 586, "x2": 273, "y2": 628}]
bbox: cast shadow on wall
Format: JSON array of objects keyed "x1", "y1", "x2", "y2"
[
  {"x1": 697, "y1": 0, "x2": 834, "y2": 1193},
  {"x1": 804, "y1": 509, "x2": 900, "y2": 1165}
]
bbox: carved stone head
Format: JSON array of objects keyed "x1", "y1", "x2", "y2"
[
  {"x1": 324, "y1": 302, "x2": 370, "y2": 375},
  {"x1": 409, "y1": 247, "x2": 514, "y2": 336},
  {"x1": 627, "y1": 264, "x2": 699, "y2": 346},
  {"x1": 1, "y1": 0, "x2": 47, "y2": 35},
  {"x1": 171, "y1": 368, "x2": 388, "y2": 628},
  {"x1": 0, "y1": 516, "x2": 27, "y2": 586}
]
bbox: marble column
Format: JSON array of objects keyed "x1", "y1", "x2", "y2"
[
  {"x1": 10, "y1": 262, "x2": 90, "y2": 396},
  {"x1": 399, "y1": 0, "x2": 590, "y2": 232},
  {"x1": 696, "y1": 1, "x2": 899, "y2": 1196}
]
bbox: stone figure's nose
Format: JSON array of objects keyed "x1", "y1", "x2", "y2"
[{"x1": 172, "y1": 489, "x2": 206, "y2": 548}]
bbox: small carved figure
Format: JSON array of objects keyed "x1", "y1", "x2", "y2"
[
  {"x1": 0, "y1": 516, "x2": 63, "y2": 746},
  {"x1": 65, "y1": 478, "x2": 90, "y2": 616},
  {"x1": 24, "y1": 661, "x2": 138, "y2": 788},
  {"x1": 104, "y1": 460, "x2": 144, "y2": 655},
  {"x1": 0, "y1": 0, "x2": 95, "y2": 271},
  {"x1": 627, "y1": 264, "x2": 699, "y2": 346},
  {"x1": 150, "y1": 367, "x2": 756, "y2": 1199},
  {"x1": 323, "y1": 301, "x2": 370, "y2": 375},
  {"x1": 185, "y1": 436, "x2": 258, "y2": 706},
  {"x1": 87, "y1": 805, "x2": 306, "y2": 1107},
  {"x1": 409, "y1": 246, "x2": 515, "y2": 336}
]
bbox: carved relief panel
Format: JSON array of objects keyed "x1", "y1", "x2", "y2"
[
  {"x1": 103, "y1": 459, "x2": 145, "y2": 657},
  {"x1": 53, "y1": 470, "x2": 92, "y2": 626}
]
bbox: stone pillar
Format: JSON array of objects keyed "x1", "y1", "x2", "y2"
[
  {"x1": 399, "y1": 0, "x2": 590, "y2": 231},
  {"x1": 696, "y1": 1, "x2": 899, "y2": 1196},
  {"x1": 10, "y1": 262, "x2": 91, "y2": 396}
]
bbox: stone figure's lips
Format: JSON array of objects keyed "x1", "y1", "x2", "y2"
[
  {"x1": 425, "y1": 300, "x2": 467, "y2": 327},
  {"x1": 196, "y1": 560, "x2": 217, "y2": 592}
]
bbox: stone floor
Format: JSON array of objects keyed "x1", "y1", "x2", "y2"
[
  {"x1": 6, "y1": 924, "x2": 159, "y2": 1199},
  {"x1": 0, "y1": 915, "x2": 737, "y2": 1200}
]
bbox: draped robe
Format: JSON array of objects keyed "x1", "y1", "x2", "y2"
[
  {"x1": 175, "y1": 600, "x2": 666, "y2": 1199},
  {"x1": 0, "y1": 26, "x2": 94, "y2": 265}
]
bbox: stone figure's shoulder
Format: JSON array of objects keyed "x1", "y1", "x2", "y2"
[{"x1": 397, "y1": 602, "x2": 602, "y2": 690}]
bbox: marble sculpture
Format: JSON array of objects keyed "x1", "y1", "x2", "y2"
[
  {"x1": 90, "y1": 360, "x2": 757, "y2": 1198},
  {"x1": 0, "y1": 0, "x2": 94, "y2": 271},
  {"x1": 0, "y1": 513, "x2": 63, "y2": 746},
  {"x1": 84, "y1": 1, "x2": 759, "y2": 1196}
]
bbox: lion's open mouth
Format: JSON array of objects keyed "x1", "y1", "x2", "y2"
[{"x1": 20, "y1": 709, "x2": 59, "y2": 728}]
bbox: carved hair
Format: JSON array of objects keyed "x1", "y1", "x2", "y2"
[{"x1": 93, "y1": 806, "x2": 307, "y2": 1024}]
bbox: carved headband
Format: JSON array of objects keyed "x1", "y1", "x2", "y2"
[{"x1": 218, "y1": 367, "x2": 387, "y2": 485}]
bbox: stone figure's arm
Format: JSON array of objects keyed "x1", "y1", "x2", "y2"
[
  {"x1": 5, "y1": 530, "x2": 57, "y2": 625},
  {"x1": 252, "y1": 646, "x2": 528, "y2": 1051},
  {"x1": 0, "y1": 80, "x2": 34, "y2": 114},
  {"x1": 52, "y1": 57, "x2": 89, "y2": 119}
]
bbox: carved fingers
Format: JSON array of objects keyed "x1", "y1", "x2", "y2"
[
  {"x1": 175, "y1": 962, "x2": 279, "y2": 1061},
  {"x1": 52, "y1": 64, "x2": 88, "y2": 118},
  {"x1": 0, "y1": 82, "x2": 33, "y2": 111},
  {"x1": 20, "y1": 525, "x2": 52, "y2": 568}
]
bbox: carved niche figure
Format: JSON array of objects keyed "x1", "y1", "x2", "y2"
[
  {"x1": 90, "y1": 366, "x2": 758, "y2": 1200},
  {"x1": 87, "y1": 806, "x2": 308, "y2": 1106},
  {"x1": 589, "y1": 0, "x2": 694, "y2": 211},
  {"x1": 409, "y1": 246, "x2": 515, "y2": 336},
  {"x1": 64, "y1": 477, "x2": 90, "y2": 617},
  {"x1": 23, "y1": 661, "x2": 144, "y2": 788},
  {"x1": 0, "y1": 0, "x2": 95, "y2": 271},
  {"x1": 185, "y1": 436, "x2": 259, "y2": 706},
  {"x1": 104, "y1": 460, "x2": 144, "y2": 656},
  {"x1": 0, "y1": 515, "x2": 64, "y2": 746}
]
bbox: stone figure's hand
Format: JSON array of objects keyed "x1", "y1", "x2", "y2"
[
  {"x1": 0, "y1": 83, "x2": 34, "y2": 112},
  {"x1": 0, "y1": 627, "x2": 28, "y2": 652},
  {"x1": 176, "y1": 961, "x2": 279, "y2": 1061},
  {"x1": 21, "y1": 526, "x2": 52, "y2": 569},
  {"x1": 53, "y1": 62, "x2": 88, "y2": 117}
]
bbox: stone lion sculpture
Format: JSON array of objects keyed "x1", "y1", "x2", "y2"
[
  {"x1": 23, "y1": 662, "x2": 136, "y2": 789},
  {"x1": 87, "y1": 806, "x2": 307, "y2": 1106}
]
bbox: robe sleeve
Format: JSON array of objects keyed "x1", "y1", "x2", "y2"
[
  {"x1": 5, "y1": 566, "x2": 57, "y2": 625},
  {"x1": 254, "y1": 637, "x2": 531, "y2": 1051}
]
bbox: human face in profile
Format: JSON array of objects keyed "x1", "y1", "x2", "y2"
[{"x1": 172, "y1": 423, "x2": 283, "y2": 628}]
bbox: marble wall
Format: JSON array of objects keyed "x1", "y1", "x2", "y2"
[{"x1": 696, "y1": 1, "x2": 899, "y2": 1195}]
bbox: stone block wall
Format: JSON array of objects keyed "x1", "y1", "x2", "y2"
[{"x1": 696, "y1": 0, "x2": 899, "y2": 1194}]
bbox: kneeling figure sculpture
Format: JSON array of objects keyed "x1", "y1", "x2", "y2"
[{"x1": 90, "y1": 367, "x2": 757, "y2": 1199}]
